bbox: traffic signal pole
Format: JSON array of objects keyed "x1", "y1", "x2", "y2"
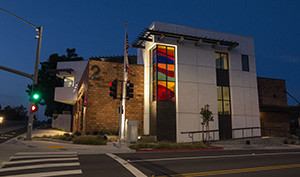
[
  {"x1": 27, "y1": 26, "x2": 43, "y2": 140},
  {"x1": 0, "y1": 8, "x2": 43, "y2": 141}
]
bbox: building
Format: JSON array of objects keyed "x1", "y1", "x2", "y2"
[
  {"x1": 54, "y1": 21, "x2": 262, "y2": 142},
  {"x1": 134, "y1": 22, "x2": 260, "y2": 142},
  {"x1": 258, "y1": 77, "x2": 300, "y2": 137},
  {"x1": 52, "y1": 60, "x2": 88, "y2": 131},
  {"x1": 54, "y1": 56, "x2": 144, "y2": 134}
]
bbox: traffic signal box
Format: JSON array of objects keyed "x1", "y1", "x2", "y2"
[
  {"x1": 126, "y1": 80, "x2": 134, "y2": 100},
  {"x1": 109, "y1": 79, "x2": 118, "y2": 99},
  {"x1": 31, "y1": 86, "x2": 41, "y2": 112}
]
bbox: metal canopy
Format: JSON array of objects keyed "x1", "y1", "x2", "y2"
[
  {"x1": 132, "y1": 28, "x2": 239, "y2": 51},
  {"x1": 46, "y1": 68, "x2": 74, "y2": 74}
]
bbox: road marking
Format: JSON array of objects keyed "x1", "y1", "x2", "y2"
[
  {"x1": 0, "y1": 162, "x2": 80, "y2": 172},
  {"x1": 128, "y1": 151, "x2": 300, "y2": 163},
  {"x1": 16, "y1": 151, "x2": 77, "y2": 155},
  {"x1": 155, "y1": 164, "x2": 300, "y2": 177},
  {"x1": 11, "y1": 154, "x2": 77, "y2": 159},
  {"x1": 1, "y1": 169, "x2": 82, "y2": 177},
  {"x1": 7, "y1": 157, "x2": 78, "y2": 165},
  {"x1": 106, "y1": 153, "x2": 147, "y2": 177},
  {"x1": 45, "y1": 146, "x2": 65, "y2": 149}
]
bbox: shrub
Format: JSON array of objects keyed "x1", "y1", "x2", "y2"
[
  {"x1": 73, "y1": 135, "x2": 107, "y2": 145},
  {"x1": 74, "y1": 131, "x2": 81, "y2": 136}
]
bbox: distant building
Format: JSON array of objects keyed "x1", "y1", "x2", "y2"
[
  {"x1": 53, "y1": 21, "x2": 262, "y2": 142},
  {"x1": 258, "y1": 77, "x2": 300, "y2": 137}
]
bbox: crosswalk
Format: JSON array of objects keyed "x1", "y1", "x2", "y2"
[{"x1": 0, "y1": 151, "x2": 82, "y2": 177}]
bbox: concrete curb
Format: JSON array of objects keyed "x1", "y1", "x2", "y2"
[{"x1": 136, "y1": 147, "x2": 225, "y2": 152}]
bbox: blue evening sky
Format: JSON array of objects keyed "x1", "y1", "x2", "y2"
[{"x1": 0, "y1": 0, "x2": 299, "y2": 120}]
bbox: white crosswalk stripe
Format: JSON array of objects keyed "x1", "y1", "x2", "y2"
[{"x1": 0, "y1": 151, "x2": 82, "y2": 177}]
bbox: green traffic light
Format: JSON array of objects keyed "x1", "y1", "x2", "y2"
[{"x1": 33, "y1": 93, "x2": 40, "y2": 100}]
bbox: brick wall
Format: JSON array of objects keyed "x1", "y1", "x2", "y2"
[
  {"x1": 81, "y1": 60, "x2": 144, "y2": 134},
  {"x1": 257, "y1": 77, "x2": 291, "y2": 137},
  {"x1": 257, "y1": 77, "x2": 288, "y2": 106}
]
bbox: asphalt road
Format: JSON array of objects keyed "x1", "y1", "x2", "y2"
[
  {"x1": 78, "y1": 149, "x2": 300, "y2": 177},
  {"x1": 0, "y1": 121, "x2": 28, "y2": 143},
  {"x1": 1, "y1": 148, "x2": 300, "y2": 176}
]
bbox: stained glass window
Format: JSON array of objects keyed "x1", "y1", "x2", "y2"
[
  {"x1": 157, "y1": 46, "x2": 166, "y2": 63},
  {"x1": 151, "y1": 45, "x2": 175, "y2": 102},
  {"x1": 158, "y1": 63, "x2": 166, "y2": 81}
]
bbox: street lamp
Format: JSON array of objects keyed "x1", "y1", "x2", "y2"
[{"x1": 0, "y1": 8, "x2": 43, "y2": 140}]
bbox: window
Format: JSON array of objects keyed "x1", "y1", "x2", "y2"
[
  {"x1": 64, "y1": 76, "x2": 74, "y2": 87},
  {"x1": 217, "y1": 86, "x2": 231, "y2": 115},
  {"x1": 151, "y1": 45, "x2": 175, "y2": 102},
  {"x1": 215, "y1": 52, "x2": 228, "y2": 70},
  {"x1": 242, "y1": 55, "x2": 249, "y2": 71}
]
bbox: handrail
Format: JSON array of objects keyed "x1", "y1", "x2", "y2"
[{"x1": 181, "y1": 127, "x2": 261, "y2": 142}]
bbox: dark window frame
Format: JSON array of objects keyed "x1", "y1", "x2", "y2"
[
  {"x1": 242, "y1": 54, "x2": 249, "y2": 72},
  {"x1": 217, "y1": 86, "x2": 231, "y2": 115},
  {"x1": 215, "y1": 52, "x2": 229, "y2": 70}
]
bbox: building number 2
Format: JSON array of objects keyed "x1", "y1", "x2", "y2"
[{"x1": 90, "y1": 65, "x2": 100, "y2": 80}]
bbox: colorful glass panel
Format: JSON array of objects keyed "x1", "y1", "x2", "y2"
[
  {"x1": 167, "y1": 64, "x2": 175, "y2": 81},
  {"x1": 153, "y1": 49, "x2": 157, "y2": 64},
  {"x1": 167, "y1": 47, "x2": 175, "y2": 64},
  {"x1": 157, "y1": 46, "x2": 166, "y2": 63},
  {"x1": 157, "y1": 63, "x2": 166, "y2": 81},
  {"x1": 157, "y1": 81, "x2": 167, "y2": 101},
  {"x1": 167, "y1": 82, "x2": 175, "y2": 101},
  {"x1": 153, "y1": 64, "x2": 157, "y2": 81},
  {"x1": 153, "y1": 81, "x2": 157, "y2": 101}
]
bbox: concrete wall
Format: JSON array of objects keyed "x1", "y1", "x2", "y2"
[
  {"x1": 140, "y1": 21, "x2": 261, "y2": 142},
  {"x1": 52, "y1": 114, "x2": 72, "y2": 132}
]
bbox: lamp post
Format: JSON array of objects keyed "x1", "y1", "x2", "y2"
[{"x1": 0, "y1": 8, "x2": 43, "y2": 140}]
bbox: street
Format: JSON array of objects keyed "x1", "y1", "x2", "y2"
[
  {"x1": 116, "y1": 149, "x2": 300, "y2": 177},
  {"x1": 1, "y1": 148, "x2": 300, "y2": 176},
  {"x1": 0, "y1": 121, "x2": 27, "y2": 144}
]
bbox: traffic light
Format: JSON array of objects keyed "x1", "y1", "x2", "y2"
[
  {"x1": 31, "y1": 85, "x2": 41, "y2": 103},
  {"x1": 30, "y1": 104, "x2": 38, "y2": 112},
  {"x1": 126, "y1": 80, "x2": 134, "y2": 100},
  {"x1": 32, "y1": 93, "x2": 40, "y2": 101},
  {"x1": 109, "y1": 79, "x2": 118, "y2": 99}
]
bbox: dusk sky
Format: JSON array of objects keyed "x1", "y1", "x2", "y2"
[{"x1": 0, "y1": 0, "x2": 299, "y2": 120}]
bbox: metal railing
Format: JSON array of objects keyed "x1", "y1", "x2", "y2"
[
  {"x1": 181, "y1": 130, "x2": 219, "y2": 142},
  {"x1": 181, "y1": 127, "x2": 261, "y2": 142},
  {"x1": 232, "y1": 127, "x2": 260, "y2": 139}
]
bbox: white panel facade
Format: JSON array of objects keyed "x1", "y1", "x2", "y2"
[
  {"x1": 177, "y1": 113, "x2": 201, "y2": 142},
  {"x1": 141, "y1": 22, "x2": 261, "y2": 142},
  {"x1": 177, "y1": 82, "x2": 198, "y2": 113},
  {"x1": 197, "y1": 67, "x2": 216, "y2": 84},
  {"x1": 142, "y1": 47, "x2": 150, "y2": 135},
  {"x1": 177, "y1": 46, "x2": 197, "y2": 65},
  {"x1": 178, "y1": 64, "x2": 198, "y2": 82}
]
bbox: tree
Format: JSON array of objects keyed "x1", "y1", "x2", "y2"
[
  {"x1": 0, "y1": 105, "x2": 28, "y2": 120},
  {"x1": 26, "y1": 48, "x2": 84, "y2": 117},
  {"x1": 200, "y1": 104, "x2": 214, "y2": 144}
]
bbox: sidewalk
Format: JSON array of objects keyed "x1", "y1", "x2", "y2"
[
  {"x1": 211, "y1": 137, "x2": 300, "y2": 150},
  {"x1": 2, "y1": 128, "x2": 300, "y2": 169},
  {"x1": 0, "y1": 128, "x2": 134, "y2": 168}
]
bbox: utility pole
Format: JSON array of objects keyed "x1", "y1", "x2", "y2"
[{"x1": 0, "y1": 8, "x2": 43, "y2": 140}]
